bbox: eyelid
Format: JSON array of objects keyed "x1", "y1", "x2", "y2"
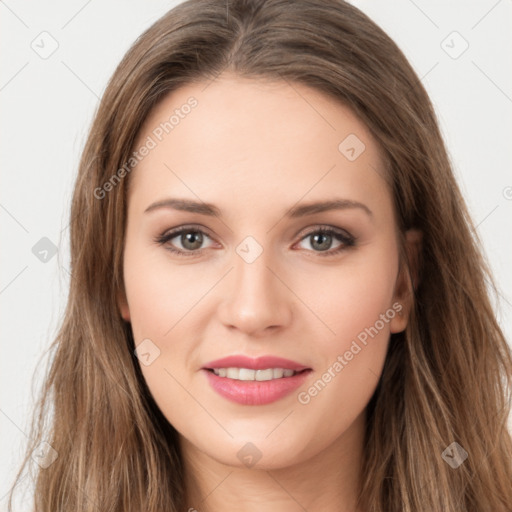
[
  {"x1": 163, "y1": 223, "x2": 214, "y2": 237},
  {"x1": 295, "y1": 224, "x2": 354, "y2": 240}
]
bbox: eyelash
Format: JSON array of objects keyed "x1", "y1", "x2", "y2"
[{"x1": 154, "y1": 224, "x2": 356, "y2": 258}]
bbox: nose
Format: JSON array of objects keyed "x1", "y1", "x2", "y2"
[{"x1": 217, "y1": 248, "x2": 293, "y2": 337}]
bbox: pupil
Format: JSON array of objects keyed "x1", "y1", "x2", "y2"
[
  {"x1": 312, "y1": 233, "x2": 331, "y2": 251},
  {"x1": 182, "y1": 231, "x2": 203, "y2": 250}
]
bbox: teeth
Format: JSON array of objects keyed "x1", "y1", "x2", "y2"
[
  {"x1": 239, "y1": 368, "x2": 255, "y2": 380},
  {"x1": 256, "y1": 368, "x2": 273, "y2": 381},
  {"x1": 273, "y1": 368, "x2": 284, "y2": 379},
  {"x1": 211, "y1": 367, "x2": 298, "y2": 381},
  {"x1": 226, "y1": 367, "x2": 239, "y2": 379}
]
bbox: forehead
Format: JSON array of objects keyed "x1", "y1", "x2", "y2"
[{"x1": 128, "y1": 73, "x2": 390, "y2": 222}]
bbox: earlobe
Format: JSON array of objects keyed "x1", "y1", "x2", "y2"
[
  {"x1": 389, "y1": 300, "x2": 407, "y2": 333},
  {"x1": 117, "y1": 287, "x2": 131, "y2": 322},
  {"x1": 390, "y1": 229, "x2": 423, "y2": 333}
]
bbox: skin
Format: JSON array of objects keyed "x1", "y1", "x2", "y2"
[{"x1": 118, "y1": 73, "x2": 420, "y2": 512}]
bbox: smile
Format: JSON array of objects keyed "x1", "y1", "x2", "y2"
[
  {"x1": 209, "y1": 367, "x2": 300, "y2": 380},
  {"x1": 202, "y1": 355, "x2": 312, "y2": 405}
]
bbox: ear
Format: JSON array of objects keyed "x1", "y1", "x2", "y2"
[
  {"x1": 389, "y1": 229, "x2": 422, "y2": 333},
  {"x1": 117, "y1": 285, "x2": 131, "y2": 322}
]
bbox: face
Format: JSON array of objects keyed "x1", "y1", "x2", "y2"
[{"x1": 118, "y1": 73, "x2": 414, "y2": 470}]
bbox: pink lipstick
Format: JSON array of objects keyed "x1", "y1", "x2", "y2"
[{"x1": 202, "y1": 355, "x2": 312, "y2": 406}]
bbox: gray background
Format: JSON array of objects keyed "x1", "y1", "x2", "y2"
[{"x1": 1, "y1": 1, "x2": 511, "y2": 509}]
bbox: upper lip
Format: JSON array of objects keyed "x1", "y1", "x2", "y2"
[{"x1": 202, "y1": 355, "x2": 311, "y2": 372}]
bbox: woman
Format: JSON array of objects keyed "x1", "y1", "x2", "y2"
[{"x1": 8, "y1": 0, "x2": 512, "y2": 510}]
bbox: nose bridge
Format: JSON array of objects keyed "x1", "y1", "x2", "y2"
[
  {"x1": 234, "y1": 247, "x2": 274, "y2": 299},
  {"x1": 218, "y1": 238, "x2": 292, "y2": 335}
]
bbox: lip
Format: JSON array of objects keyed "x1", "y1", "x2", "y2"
[
  {"x1": 201, "y1": 355, "x2": 312, "y2": 406},
  {"x1": 202, "y1": 355, "x2": 310, "y2": 372}
]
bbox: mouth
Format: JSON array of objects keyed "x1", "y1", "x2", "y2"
[{"x1": 201, "y1": 355, "x2": 312, "y2": 405}]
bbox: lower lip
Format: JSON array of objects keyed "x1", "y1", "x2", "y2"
[{"x1": 202, "y1": 369, "x2": 311, "y2": 405}]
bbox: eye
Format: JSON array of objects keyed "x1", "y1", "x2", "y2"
[
  {"x1": 154, "y1": 225, "x2": 216, "y2": 257},
  {"x1": 155, "y1": 224, "x2": 356, "y2": 258},
  {"x1": 294, "y1": 226, "x2": 355, "y2": 256}
]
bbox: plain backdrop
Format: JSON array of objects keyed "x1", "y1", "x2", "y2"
[{"x1": 1, "y1": 0, "x2": 511, "y2": 508}]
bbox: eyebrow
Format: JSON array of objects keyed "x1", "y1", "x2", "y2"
[{"x1": 144, "y1": 197, "x2": 373, "y2": 218}]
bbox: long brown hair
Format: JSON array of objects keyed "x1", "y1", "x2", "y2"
[{"x1": 7, "y1": 0, "x2": 512, "y2": 510}]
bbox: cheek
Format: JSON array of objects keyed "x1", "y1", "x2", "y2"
[
  {"x1": 123, "y1": 247, "x2": 208, "y2": 424},
  {"x1": 292, "y1": 242, "x2": 398, "y2": 420},
  {"x1": 295, "y1": 241, "x2": 399, "y2": 349},
  {"x1": 123, "y1": 243, "x2": 207, "y2": 342},
  {"x1": 122, "y1": 242, "x2": 218, "y2": 405}
]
